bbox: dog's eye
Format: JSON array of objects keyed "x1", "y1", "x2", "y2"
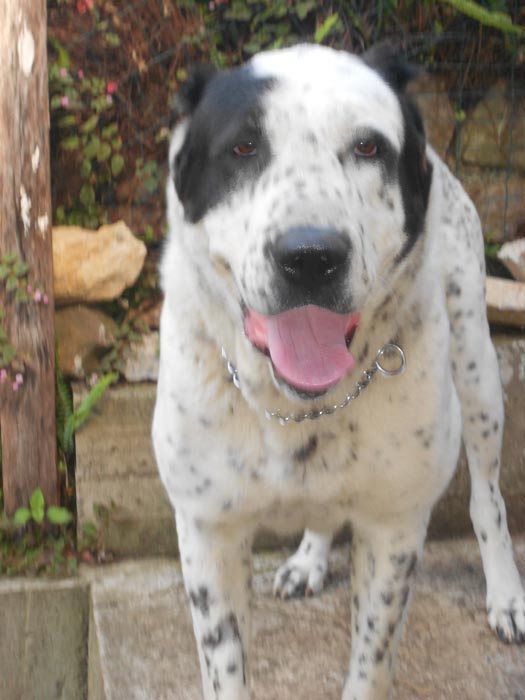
[
  {"x1": 233, "y1": 141, "x2": 257, "y2": 157},
  {"x1": 354, "y1": 140, "x2": 378, "y2": 158}
]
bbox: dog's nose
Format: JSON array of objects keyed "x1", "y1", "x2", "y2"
[{"x1": 271, "y1": 227, "x2": 350, "y2": 287}]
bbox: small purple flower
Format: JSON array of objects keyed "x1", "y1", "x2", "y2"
[
  {"x1": 106, "y1": 94, "x2": 113, "y2": 105},
  {"x1": 60, "y1": 67, "x2": 68, "y2": 78},
  {"x1": 34, "y1": 290, "x2": 42, "y2": 302},
  {"x1": 60, "y1": 95, "x2": 69, "y2": 108},
  {"x1": 0, "y1": 368, "x2": 7, "y2": 384},
  {"x1": 43, "y1": 294, "x2": 49, "y2": 305},
  {"x1": 15, "y1": 373, "x2": 24, "y2": 385},
  {"x1": 12, "y1": 381, "x2": 19, "y2": 392}
]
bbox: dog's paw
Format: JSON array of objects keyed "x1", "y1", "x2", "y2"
[
  {"x1": 273, "y1": 553, "x2": 328, "y2": 599},
  {"x1": 488, "y1": 596, "x2": 525, "y2": 644}
]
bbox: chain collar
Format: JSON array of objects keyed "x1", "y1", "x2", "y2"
[{"x1": 222, "y1": 343, "x2": 406, "y2": 426}]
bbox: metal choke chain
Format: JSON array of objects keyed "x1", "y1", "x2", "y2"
[{"x1": 222, "y1": 343, "x2": 406, "y2": 426}]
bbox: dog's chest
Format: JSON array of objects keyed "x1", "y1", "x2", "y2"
[{"x1": 161, "y1": 366, "x2": 461, "y2": 532}]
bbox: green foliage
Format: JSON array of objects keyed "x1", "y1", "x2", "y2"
[
  {"x1": 444, "y1": 0, "x2": 524, "y2": 36},
  {"x1": 63, "y1": 372, "x2": 119, "y2": 452},
  {"x1": 1, "y1": 488, "x2": 106, "y2": 577},
  {"x1": 0, "y1": 252, "x2": 48, "y2": 386},
  {"x1": 10, "y1": 488, "x2": 72, "y2": 531},
  {"x1": 314, "y1": 13, "x2": 341, "y2": 44},
  {"x1": 49, "y1": 51, "x2": 121, "y2": 229}
]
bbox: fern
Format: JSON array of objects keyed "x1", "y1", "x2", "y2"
[
  {"x1": 55, "y1": 348, "x2": 74, "y2": 454},
  {"x1": 63, "y1": 373, "x2": 118, "y2": 451}
]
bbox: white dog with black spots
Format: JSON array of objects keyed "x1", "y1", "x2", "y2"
[{"x1": 152, "y1": 43, "x2": 525, "y2": 700}]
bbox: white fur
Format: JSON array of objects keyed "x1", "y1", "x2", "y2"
[{"x1": 153, "y1": 44, "x2": 525, "y2": 700}]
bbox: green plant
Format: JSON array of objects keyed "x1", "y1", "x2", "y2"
[
  {"x1": 62, "y1": 372, "x2": 119, "y2": 453},
  {"x1": 443, "y1": 0, "x2": 524, "y2": 36},
  {"x1": 0, "y1": 487, "x2": 111, "y2": 577},
  {"x1": 49, "y1": 48, "x2": 123, "y2": 229},
  {"x1": 11, "y1": 488, "x2": 72, "y2": 528},
  {"x1": 0, "y1": 251, "x2": 50, "y2": 392}
]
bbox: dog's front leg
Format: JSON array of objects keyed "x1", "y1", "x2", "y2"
[
  {"x1": 342, "y1": 517, "x2": 427, "y2": 700},
  {"x1": 177, "y1": 511, "x2": 253, "y2": 700}
]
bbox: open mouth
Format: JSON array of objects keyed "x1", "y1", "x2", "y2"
[{"x1": 244, "y1": 304, "x2": 360, "y2": 396}]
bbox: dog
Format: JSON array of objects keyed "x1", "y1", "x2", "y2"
[{"x1": 152, "y1": 43, "x2": 525, "y2": 699}]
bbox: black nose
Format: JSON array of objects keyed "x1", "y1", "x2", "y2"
[{"x1": 271, "y1": 226, "x2": 350, "y2": 287}]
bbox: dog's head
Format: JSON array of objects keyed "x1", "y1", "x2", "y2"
[{"x1": 167, "y1": 43, "x2": 432, "y2": 399}]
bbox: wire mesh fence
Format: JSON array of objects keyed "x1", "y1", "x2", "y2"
[{"x1": 47, "y1": 1, "x2": 524, "y2": 251}]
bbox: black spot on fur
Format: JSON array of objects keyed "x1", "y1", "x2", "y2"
[
  {"x1": 202, "y1": 613, "x2": 241, "y2": 650},
  {"x1": 293, "y1": 435, "x2": 318, "y2": 463},
  {"x1": 173, "y1": 67, "x2": 274, "y2": 222},
  {"x1": 189, "y1": 586, "x2": 211, "y2": 616}
]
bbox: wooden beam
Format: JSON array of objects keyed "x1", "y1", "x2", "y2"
[{"x1": 0, "y1": 0, "x2": 57, "y2": 513}]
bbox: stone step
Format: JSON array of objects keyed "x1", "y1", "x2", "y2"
[
  {"x1": 75, "y1": 334, "x2": 525, "y2": 558},
  {"x1": 86, "y1": 537, "x2": 525, "y2": 700}
]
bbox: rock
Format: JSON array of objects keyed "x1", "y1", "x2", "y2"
[
  {"x1": 465, "y1": 177, "x2": 525, "y2": 242},
  {"x1": 461, "y1": 81, "x2": 525, "y2": 170},
  {"x1": 53, "y1": 221, "x2": 147, "y2": 304},
  {"x1": 55, "y1": 305, "x2": 117, "y2": 378},
  {"x1": 131, "y1": 297, "x2": 163, "y2": 330},
  {"x1": 497, "y1": 238, "x2": 525, "y2": 281},
  {"x1": 409, "y1": 75, "x2": 456, "y2": 160},
  {"x1": 122, "y1": 331, "x2": 159, "y2": 382},
  {"x1": 486, "y1": 276, "x2": 525, "y2": 327}
]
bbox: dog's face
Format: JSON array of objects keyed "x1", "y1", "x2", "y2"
[{"x1": 168, "y1": 44, "x2": 431, "y2": 396}]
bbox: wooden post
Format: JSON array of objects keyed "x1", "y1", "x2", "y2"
[{"x1": 0, "y1": 0, "x2": 57, "y2": 513}]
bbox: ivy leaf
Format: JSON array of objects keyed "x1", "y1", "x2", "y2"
[
  {"x1": 30, "y1": 488, "x2": 45, "y2": 525},
  {"x1": 13, "y1": 507, "x2": 31, "y2": 527},
  {"x1": 60, "y1": 135, "x2": 81, "y2": 151},
  {"x1": 97, "y1": 142, "x2": 112, "y2": 162},
  {"x1": 81, "y1": 114, "x2": 99, "y2": 133},
  {"x1": 6, "y1": 276, "x2": 18, "y2": 292},
  {"x1": 111, "y1": 154, "x2": 125, "y2": 177},
  {"x1": 47, "y1": 506, "x2": 73, "y2": 526},
  {"x1": 80, "y1": 184, "x2": 95, "y2": 207},
  {"x1": 13, "y1": 261, "x2": 29, "y2": 278}
]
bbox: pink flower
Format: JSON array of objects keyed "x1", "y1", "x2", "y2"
[
  {"x1": 106, "y1": 94, "x2": 113, "y2": 105},
  {"x1": 86, "y1": 0, "x2": 94, "y2": 8},
  {"x1": 106, "y1": 80, "x2": 118, "y2": 95},
  {"x1": 34, "y1": 290, "x2": 42, "y2": 302},
  {"x1": 60, "y1": 95, "x2": 69, "y2": 108},
  {"x1": 60, "y1": 67, "x2": 68, "y2": 78},
  {"x1": 12, "y1": 381, "x2": 19, "y2": 392},
  {"x1": 209, "y1": 1, "x2": 215, "y2": 9},
  {"x1": 0, "y1": 369, "x2": 7, "y2": 384},
  {"x1": 78, "y1": 69, "x2": 84, "y2": 79},
  {"x1": 15, "y1": 373, "x2": 23, "y2": 385},
  {"x1": 77, "y1": 0, "x2": 87, "y2": 13},
  {"x1": 26, "y1": 283, "x2": 33, "y2": 294},
  {"x1": 43, "y1": 294, "x2": 49, "y2": 305}
]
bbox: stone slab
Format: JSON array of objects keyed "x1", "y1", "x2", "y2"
[
  {"x1": 74, "y1": 334, "x2": 525, "y2": 557},
  {"x1": 487, "y1": 276, "x2": 525, "y2": 327},
  {"x1": 0, "y1": 577, "x2": 89, "y2": 700},
  {"x1": 74, "y1": 383, "x2": 177, "y2": 558},
  {"x1": 86, "y1": 537, "x2": 525, "y2": 700}
]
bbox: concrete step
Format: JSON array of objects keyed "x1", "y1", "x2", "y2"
[
  {"x1": 75, "y1": 333, "x2": 525, "y2": 557},
  {"x1": 86, "y1": 536, "x2": 525, "y2": 700}
]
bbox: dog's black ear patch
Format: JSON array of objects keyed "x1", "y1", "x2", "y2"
[
  {"x1": 170, "y1": 65, "x2": 217, "y2": 124},
  {"x1": 362, "y1": 41, "x2": 420, "y2": 92}
]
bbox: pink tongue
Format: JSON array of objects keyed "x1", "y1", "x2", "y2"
[{"x1": 246, "y1": 305, "x2": 359, "y2": 393}]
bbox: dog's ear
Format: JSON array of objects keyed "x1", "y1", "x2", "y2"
[
  {"x1": 170, "y1": 65, "x2": 217, "y2": 125},
  {"x1": 362, "y1": 40, "x2": 420, "y2": 92}
]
